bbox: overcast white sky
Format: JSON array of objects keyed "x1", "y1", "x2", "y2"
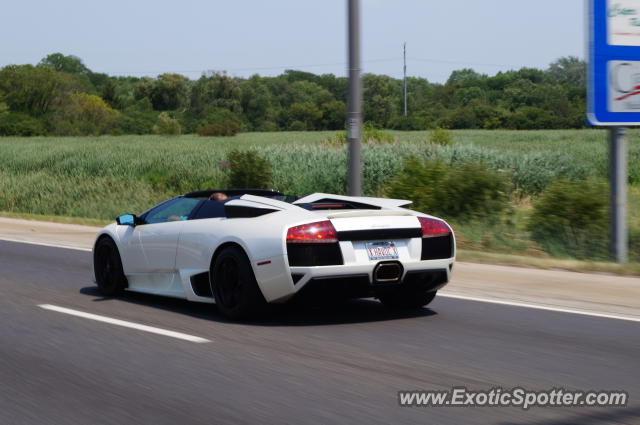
[{"x1": 0, "y1": 0, "x2": 584, "y2": 83}]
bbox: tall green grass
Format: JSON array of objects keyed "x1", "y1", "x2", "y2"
[{"x1": 1, "y1": 130, "x2": 639, "y2": 221}]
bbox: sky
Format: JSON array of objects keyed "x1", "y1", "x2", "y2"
[{"x1": 0, "y1": 0, "x2": 584, "y2": 83}]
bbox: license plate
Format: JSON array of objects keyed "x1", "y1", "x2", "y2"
[{"x1": 365, "y1": 241, "x2": 399, "y2": 260}]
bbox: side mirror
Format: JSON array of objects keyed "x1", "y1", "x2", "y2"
[{"x1": 116, "y1": 214, "x2": 137, "y2": 226}]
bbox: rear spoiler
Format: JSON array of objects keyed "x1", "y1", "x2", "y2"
[
  {"x1": 224, "y1": 193, "x2": 412, "y2": 218},
  {"x1": 224, "y1": 194, "x2": 304, "y2": 218},
  {"x1": 293, "y1": 193, "x2": 412, "y2": 209}
]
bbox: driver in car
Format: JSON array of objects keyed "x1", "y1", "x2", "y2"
[
  {"x1": 167, "y1": 192, "x2": 228, "y2": 221},
  {"x1": 210, "y1": 192, "x2": 228, "y2": 201}
]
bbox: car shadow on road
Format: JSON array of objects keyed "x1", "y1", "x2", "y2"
[{"x1": 79, "y1": 286, "x2": 438, "y2": 326}]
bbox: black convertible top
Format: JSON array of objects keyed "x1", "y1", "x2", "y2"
[{"x1": 183, "y1": 189, "x2": 284, "y2": 199}]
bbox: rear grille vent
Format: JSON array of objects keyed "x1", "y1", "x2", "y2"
[
  {"x1": 421, "y1": 235, "x2": 454, "y2": 260},
  {"x1": 287, "y1": 243, "x2": 343, "y2": 267}
]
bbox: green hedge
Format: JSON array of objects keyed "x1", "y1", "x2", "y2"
[
  {"x1": 385, "y1": 158, "x2": 510, "y2": 219},
  {"x1": 528, "y1": 179, "x2": 609, "y2": 259}
]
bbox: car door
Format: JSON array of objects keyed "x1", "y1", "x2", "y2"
[
  {"x1": 119, "y1": 198, "x2": 201, "y2": 276},
  {"x1": 175, "y1": 200, "x2": 228, "y2": 270},
  {"x1": 137, "y1": 197, "x2": 201, "y2": 273}
]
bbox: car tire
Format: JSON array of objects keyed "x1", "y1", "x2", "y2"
[
  {"x1": 379, "y1": 289, "x2": 437, "y2": 310},
  {"x1": 94, "y1": 237, "x2": 127, "y2": 296},
  {"x1": 210, "y1": 246, "x2": 267, "y2": 320}
]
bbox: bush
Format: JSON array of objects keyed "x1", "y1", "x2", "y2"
[
  {"x1": 257, "y1": 121, "x2": 278, "y2": 132},
  {"x1": 197, "y1": 120, "x2": 240, "y2": 137},
  {"x1": 429, "y1": 127, "x2": 453, "y2": 146},
  {"x1": 507, "y1": 106, "x2": 557, "y2": 130},
  {"x1": 288, "y1": 120, "x2": 307, "y2": 131},
  {"x1": 227, "y1": 149, "x2": 273, "y2": 189},
  {"x1": 0, "y1": 112, "x2": 46, "y2": 136},
  {"x1": 364, "y1": 126, "x2": 395, "y2": 144},
  {"x1": 387, "y1": 115, "x2": 425, "y2": 130},
  {"x1": 385, "y1": 158, "x2": 510, "y2": 219},
  {"x1": 118, "y1": 110, "x2": 156, "y2": 134},
  {"x1": 528, "y1": 179, "x2": 608, "y2": 259},
  {"x1": 442, "y1": 107, "x2": 480, "y2": 129},
  {"x1": 117, "y1": 99, "x2": 157, "y2": 134},
  {"x1": 153, "y1": 112, "x2": 181, "y2": 135},
  {"x1": 197, "y1": 107, "x2": 242, "y2": 135},
  {"x1": 51, "y1": 93, "x2": 120, "y2": 136}
]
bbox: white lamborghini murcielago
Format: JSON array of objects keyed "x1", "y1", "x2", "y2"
[{"x1": 93, "y1": 189, "x2": 455, "y2": 319}]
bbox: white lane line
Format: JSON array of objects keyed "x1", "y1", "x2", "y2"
[
  {"x1": 38, "y1": 304, "x2": 210, "y2": 343},
  {"x1": 0, "y1": 237, "x2": 92, "y2": 252},
  {"x1": 438, "y1": 293, "x2": 640, "y2": 323}
]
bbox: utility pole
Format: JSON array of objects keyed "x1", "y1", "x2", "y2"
[
  {"x1": 347, "y1": 0, "x2": 362, "y2": 196},
  {"x1": 403, "y1": 42, "x2": 407, "y2": 116},
  {"x1": 609, "y1": 127, "x2": 628, "y2": 263}
]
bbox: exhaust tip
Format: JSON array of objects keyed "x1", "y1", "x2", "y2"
[{"x1": 373, "y1": 261, "x2": 404, "y2": 284}]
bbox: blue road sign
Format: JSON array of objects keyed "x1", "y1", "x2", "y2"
[{"x1": 588, "y1": 0, "x2": 640, "y2": 125}]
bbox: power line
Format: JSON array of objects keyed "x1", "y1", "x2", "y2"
[
  {"x1": 408, "y1": 57, "x2": 523, "y2": 68},
  {"x1": 96, "y1": 56, "x2": 540, "y2": 82},
  {"x1": 102, "y1": 57, "x2": 402, "y2": 76},
  {"x1": 99, "y1": 57, "x2": 537, "y2": 77}
]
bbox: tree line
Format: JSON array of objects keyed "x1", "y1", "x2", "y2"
[{"x1": 0, "y1": 53, "x2": 586, "y2": 136}]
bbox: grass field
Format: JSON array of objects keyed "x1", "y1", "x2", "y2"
[{"x1": 0, "y1": 129, "x2": 638, "y2": 263}]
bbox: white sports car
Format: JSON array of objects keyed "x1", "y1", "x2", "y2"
[{"x1": 93, "y1": 189, "x2": 455, "y2": 319}]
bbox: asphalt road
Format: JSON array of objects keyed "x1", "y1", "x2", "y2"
[{"x1": 0, "y1": 240, "x2": 638, "y2": 425}]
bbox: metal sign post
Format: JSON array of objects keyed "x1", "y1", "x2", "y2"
[
  {"x1": 609, "y1": 127, "x2": 628, "y2": 262},
  {"x1": 347, "y1": 0, "x2": 362, "y2": 196},
  {"x1": 587, "y1": 0, "x2": 640, "y2": 262}
]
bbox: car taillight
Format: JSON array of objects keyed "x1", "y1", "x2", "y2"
[
  {"x1": 286, "y1": 220, "x2": 338, "y2": 243},
  {"x1": 418, "y1": 217, "x2": 451, "y2": 238}
]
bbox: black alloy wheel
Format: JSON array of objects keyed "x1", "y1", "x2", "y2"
[
  {"x1": 93, "y1": 237, "x2": 127, "y2": 296},
  {"x1": 210, "y1": 246, "x2": 267, "y2": 320}
]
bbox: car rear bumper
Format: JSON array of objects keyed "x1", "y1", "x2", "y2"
[
  {"x1": 291, "y1": 269, "x2": 449, "y2": 303},
  {"x1": 269, "y1": 258, "x2": 454, "y2": 303}
]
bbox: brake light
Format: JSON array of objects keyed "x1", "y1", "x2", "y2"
[
  {"x1": 418, "y1": 217, "x2": 451, "y2": 238},
  {"x1": 286, "y1": 220, "x2": 338, "y2": 243}
]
